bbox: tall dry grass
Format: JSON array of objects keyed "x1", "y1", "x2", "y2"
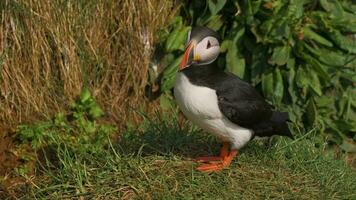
[{"x1": 0, "y1": 0, "x2": 176, "y2": 127}]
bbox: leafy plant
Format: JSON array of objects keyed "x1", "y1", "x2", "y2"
[
  {"x1": 16, "y1": 88, "x2": 116, "y2": 155},
  {"x1": 157, "y1": 0, "x2": 356, "y2": 151}
]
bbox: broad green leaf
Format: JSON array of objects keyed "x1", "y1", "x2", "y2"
[
  {"x1": 296, "y1": 65, "x2": 322, "y2": 96},
  {"x1": 286, "y1": 58, "x2": 295, "y2": 69},
  {"x1": 250, "y1": 0, "x2": 262, "y2": 14},
  {"x1": 89, "y1": 104, "x2": 104, "y2": 119},
  {"x1": 206, "y1": 15, "x2": 224, "y2": 31},
  {"x1": 250, "y1": 47, "x2": 268, "y2": 85},
  {"x1": 286, "y1": 0, "x2": 304, "y2": 20},
  {"x1": 319, "y1": 0, "x2": 345, "y2": 18},
  {"x1": 207, "y1": 0, "x2": 227, "y2": 15},
  {"x1": 341, "y1": 1, "x2": 356, "y2": 14},
  {"x1": 307, "y1": 68, "x2": 323, "y2": 96},
  {"x1": 301, "y1": 53, "x2": 330, "y2": 80},
  {"x1": 83, "y1": 121, "x2": 96, "y2": 134},
  {"x1": 315, "y1": 96, "x2": 334, "y2": 108},
  {"x1": 169, "y1": 16, "x2": 183, "y2": 28},
  {"x1": 340, "y1": 139, "x2": 356, "y2": 153},
  {"x1": 303, "y1": 27, "x2": 333, "y2": 47},
  {"x1": 306, "y1": 98, "x2": 317, "y2": 126},
  {"x1": 244, "y1": 0, "x2": 262, "y2": 25},
  {"x1": 165, "y1": 26, "x2": 191, "y2": 52},
  {"x1": 220, "y1": 40, "x2": 231, "y2": 53},
  {"x1": 295, "y1": 67, "x2": 309, "y2": 98},
  {"x1": 160, "y1": 55, "x2": 183, "y2": 92},
  {"x1": 226, "y1": 47, "x2": 245, "y2": 78},
  {"x1": 318, "y1": 50, "x2": 347, "y2": 66},
  {"x1": 159, "y1": 94, "x2": 174, "y2": 110},
  {"x1": 304, "y1": 43, "x2": 347, "y2": 67},
  {"x1": 250, "y1": 25, "x2": 263, "y2": 43},
  {"x1": 226, "y1": 28, "x2": 246, "y2": 78},
  {"x1": 232, "y1": 27, "x2": 245, "y2": 43},
  {"x1": 273, "y1": 68, "x2": 284, "y2": 103},
  {"x1": 259, "y1": 18, "x2": 274, "y2": 38},
  {"x1": 328, "y1": 30, "x2": 356, "y2": 53},
  {"x1": 274, "y1": 21, "x2": 291, "y2": 40},
  {"x1": 287, "y1": 59, "x2": 298, "y2": 103},
  {"x1": 262, "y1": 72, "x2": 274, "y2": 100},
  {"x1": 269, "y1": 45, "x2": 290, "y2": 66},
  {"x1": 80, "y1": 88, "x2": 91, "y2": 104}
]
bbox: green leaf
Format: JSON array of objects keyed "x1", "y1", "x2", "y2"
[
  {"x1": 301, "y1": 53, "x2": 330, "y2": 81},
  {"x1": 226, "y1": 28, "x2": 246, "y2": 78},
  {"x1": 226, "y1": 51, "x2": 245, "y2": 78},
  {"x1": 89, "y1": 104, "x2": 104, "y2": 119},
  {"x1": 304, "y1": 43, "x2": 347, "y2": 67},
  {"x1": 245, "y1": 0, "x2": 260, "y2": 25},
  {"x1": 328, "y1": 30, "x2": 356, "y2": 53},
  {"x1": 273, "y1": 68, "x2": 284, "y2": 103},
  {"x1": 207, "y1": 0, "x2": 226, "y2": 15},
  {"x1": 319, "y1": 0, "x2": 345, "y2": 18},
  {"x1": 262, "y1": 72, "x2": 274, "y2": 100},
  {"x1": 287, "y1": 59, "x2": 298, "y2": 103},
  {"x1": 206, "y1": 15, "x2": 224, "y2": 31},
  {"x1": 295, "y1": 67, "x2": 309, "y2": 98},
  {"x1": 340, "y1": 139, "x2": 356, "y2": 153},
  {"x1": 306, "y1": 98, "x2": 317, "y2": 126},
  {"x1": 269, "y1": 45, "x2": 290, "y2": 66},
  {"x1": 303, "y1": 27, "x2": 333, "y2": 47},
  {"x1": 220, "y1": 40, "x2": 231, "y2": 53},
  {"x1": 165, "y1": 26, "x2": 191, "y2": 52},
  {"x1": 160, "y1": 55, "x2": 183, "y2": 92},
  {"x1": 80, "y1": 88, "x2": 91, "y2": 104},
  {"x1": 296, "y1": 66, "x2": 322, "y2": 96},
  {"x1": 159, "y1": 94, "x2": 174, "y2": 110},
  {"x1": 307, "y1": 68, "x2": 322, "y2": 96}
]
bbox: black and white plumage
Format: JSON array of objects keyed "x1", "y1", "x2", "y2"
[{"x1": 174, "y1": 27, "x2": 293, "y2": 172}]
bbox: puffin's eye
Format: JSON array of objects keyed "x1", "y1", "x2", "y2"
[{"x1": 206, "y1": 40, "x2": 211, "y2": 49}]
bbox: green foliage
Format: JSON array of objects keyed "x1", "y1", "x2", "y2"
[
  {"x1": 16, "y1": 89, "x2": 116, "y2": 155},
  {"x1": 158, "y1": 0, "x2": 356, "y2": 150}
]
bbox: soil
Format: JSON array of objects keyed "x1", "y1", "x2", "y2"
[
  {"x1": 0, "y1": 127, "x2": 18, "y2": 176},
  {"x1": 0, "y1": 127, "x2": 24, "y2": 199}
]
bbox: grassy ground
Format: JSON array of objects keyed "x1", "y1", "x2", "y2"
[{"x1": 10, "y1": 117, "x2": 356, "y2": 200}]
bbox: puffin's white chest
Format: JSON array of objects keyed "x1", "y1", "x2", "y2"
[
  {"x1": 174, "y1": 73, "x2": 222, "y2": 120},
  {"x1": 173, "y1": 72, "x2": 253, "y2": 149}
]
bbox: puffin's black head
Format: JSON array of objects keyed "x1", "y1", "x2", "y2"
[{"x1": 180, "y1": 27, "x2": 220, "y2": 71}]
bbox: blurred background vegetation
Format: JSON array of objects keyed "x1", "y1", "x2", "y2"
[
  {"x1": 156, "y1": 0, "x2": 356, "y2": 152},
  {"x1": 0, "y1": 0, "x2": 356, "y2": 198}
]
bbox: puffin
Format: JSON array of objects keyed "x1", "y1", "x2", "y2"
[{"x1": 174, "y1": 27, "x2": 293, "y2": 172}]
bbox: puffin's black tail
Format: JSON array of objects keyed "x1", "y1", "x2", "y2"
[{"x1": 271, "y1": 112, "x2": 294, "y2": 139}]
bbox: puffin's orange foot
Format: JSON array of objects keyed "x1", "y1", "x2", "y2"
[
  {"x1": 197, "y1": 150, "x2": 237, "y2": 172},
  {"x1": 196, "y1": 156, "x2": 222, "y2": 163},
  {"x1": 197, "y1": 162, "x2": 226, "y2": 172}
]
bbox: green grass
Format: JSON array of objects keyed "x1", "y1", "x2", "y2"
[{"x1": 16, "y1": 118, "x2": 356, "y2": 199}]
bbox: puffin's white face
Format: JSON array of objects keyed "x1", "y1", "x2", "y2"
[
  {"x1": 194, "y1": 36, "x2": 220, "y2": 65},
  {"x1": 180, "y1": 29, "x2": 220, "y2": 71}
]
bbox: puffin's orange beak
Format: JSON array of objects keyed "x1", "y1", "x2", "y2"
[{"x1": 179, "y1": 42, "x2": 194, "y2": 71}]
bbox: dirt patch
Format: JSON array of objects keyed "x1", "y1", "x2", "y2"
[
  {"x1": 0, "y1": 127, "x2": 21, "y2": 199},
  {"x1": 0, "y1": 128, "x2": 18, "y2": 176}
]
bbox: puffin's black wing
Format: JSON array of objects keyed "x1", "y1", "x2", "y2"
[
  {"x1": 215, "y1": 73, "x2": 273, "y2": 127},
  {"x1": 181, "y1": 64, "x2": 292, "y2": 138}
]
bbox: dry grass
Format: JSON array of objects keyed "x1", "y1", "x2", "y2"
[{"x1": 0, "y1": 0, "x2": 176, "y2": 126}]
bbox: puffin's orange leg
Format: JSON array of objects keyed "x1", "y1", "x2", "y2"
[
  {"x1": 197, "y1": 150, "x2": 237, "y2": 172},
  {"x1": 196, "y1": 142, "x2": 229, "y2": 163},
  {"x1": 197, "y1": 149, "x2": 237, "y2": 172}
]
